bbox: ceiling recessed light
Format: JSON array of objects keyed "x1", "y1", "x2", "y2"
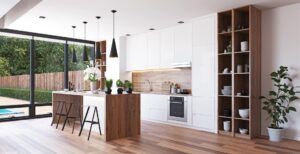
[
  {"x1": 178, "y1": 21, "x2": 184, "y2": 24},
  {"x1": 126, "y1": 34, "x2": 131, "y2": 36},
  {"x1": 149, "y1": 28, "x2": 155, "y2": 31},
  {"x1": 39, "y1": 16, "x2": 46, "y2": 19}
]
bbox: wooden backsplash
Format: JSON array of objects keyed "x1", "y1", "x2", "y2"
[{"x1": 132, "y1": 69, "x2": 191, "y2": 92}]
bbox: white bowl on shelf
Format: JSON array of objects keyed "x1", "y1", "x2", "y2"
[
  {"x1": 223, "y1": 86, "x2": 232, "y2": 90},
  {"x1": 239, "y1": 109, "x2": 249, "y2": 118},
  {"x1": 221, "y1": 89, "x2": 232, "y2": 95},
  {"x1": 239, "y1": 128, "x2": 248, "y2": 134}
]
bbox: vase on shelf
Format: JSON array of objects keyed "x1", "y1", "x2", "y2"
[{"x1": 90, "y1": 82, "x2": 97, "y2": 94}]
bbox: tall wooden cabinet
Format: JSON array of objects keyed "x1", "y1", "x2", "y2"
[{"x1": 217, "y1": 5, "x2": 261, "y2": 139}]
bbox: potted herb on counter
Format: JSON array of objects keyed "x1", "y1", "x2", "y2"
[
  {"x1": 105, "y1": 79, "x2": 113, "y2": 95},
  {"x1": 116, "y1": 79, "x2": 124, "y2": 94},
  {"x1": 124, "y1": 80, "x2": 133, "y2": 94},
  {"x1": 260, "y1": 66, "x2": 298, "y2": 142}
]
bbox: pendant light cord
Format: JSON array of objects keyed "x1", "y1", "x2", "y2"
[{"x1": 113, "y1": 13, "x2": 115, "y2": 38}]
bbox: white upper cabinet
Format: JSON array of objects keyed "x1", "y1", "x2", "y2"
[
  {"x1": 126, "y1": 34, "x2": 148, "y2": 71},
  {"x1": 147, "y1": 31, "x2": 161, "y2": 69},
  {"x1": 173, "y1": 23, "x2": 193, "y2": 63},
  {"x1": 160, "y1": 28, "x2": 174, "y2": 68}
]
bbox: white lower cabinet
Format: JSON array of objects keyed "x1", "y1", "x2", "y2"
[{"x1": 141, "y1": 94, "x2": 168, "y2": 122}]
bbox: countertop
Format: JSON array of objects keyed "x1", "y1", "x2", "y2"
[
  {"x1": 53, "y1": 91, "x2": 107, "y2": 97},
  {"x1": 133, "y1": 91, "x2": 192, "y2": 96}
]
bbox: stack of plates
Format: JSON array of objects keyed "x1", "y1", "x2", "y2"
[{"x1": 221, "y1": 86, "x2": 232, "y2": 95}]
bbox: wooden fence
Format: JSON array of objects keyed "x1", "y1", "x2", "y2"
[{"x1": 0, "y1": 71, "x2": 88, "y2": 91}]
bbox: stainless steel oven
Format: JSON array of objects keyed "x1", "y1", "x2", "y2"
[{"x1": 168, "y1": 96, "x2": 187, "y2": 122}]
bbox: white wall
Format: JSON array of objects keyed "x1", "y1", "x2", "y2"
[{"x1": 262, "y1": 3, "x2": 300, "y2": 141}]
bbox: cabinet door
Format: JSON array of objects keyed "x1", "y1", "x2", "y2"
[
  {"x1": 141, "y1": 94, "x2": 168, "y2": 122},
  {"x1": 192, "y1": 15, "x2": 216, "y2": 97},
  {"x1": 192, "y1": 97, "x2": 215, "y2": 131},
  {"x1": 160, "y1": 28, "x2": 174, "y2": 68},
  {"x1": 147, "y1": 31, "x2": 161, "y2": 69},
  {"x1": 135, "y1": 34, "x2": 148, "y2": 70},
  {"x1": 126, "y1": 37, "x2": 134, "y2": 71},
  {"x1": 174, "y1": 23, "x2": 193, "y2": 63}
]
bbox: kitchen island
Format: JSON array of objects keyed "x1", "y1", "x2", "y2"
[{"x1": 52, "y1": 91, "x2": 140, "y2": 141}]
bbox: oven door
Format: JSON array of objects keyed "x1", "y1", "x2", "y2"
[{"x1": 168, "y1": 97, "x2": 187, "y2": 122}]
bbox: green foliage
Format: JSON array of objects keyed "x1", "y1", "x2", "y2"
[
  {"x1": 105, "y1": 79, "x2": 113, "y2": 89},
  {"x1": 0, "y1": 57, "x2": 10, "y2": 76},
  {"x1": 0, "y1": 88, "x2": 52, "y2": 104},
  {"x1": 124, "y1": 80, "x2": 133, "y2": 89},
  {"x1": 260, "y1": 66, "x2": 298, "y2": 128},
  {"x1": 88, "y1": 73, "x2": 97, "y2": 82},
  {"x1": 116, "y1": 79, "x2": 124, "y2": 87}
]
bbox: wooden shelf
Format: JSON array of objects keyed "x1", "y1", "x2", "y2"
[{"x1": 217, "y1": 5, "x2": 261, "y2": 139}]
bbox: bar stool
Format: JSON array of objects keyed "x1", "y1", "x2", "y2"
[
  {"x1": 79, "y1": 105, "x2": 102, "y2": 140},
  {"x1": 51, "y1": 101, "x2": 70, "y2": 129},
  {"x1": 62, "y1": 102, "x2": 82, "y2": 133}
]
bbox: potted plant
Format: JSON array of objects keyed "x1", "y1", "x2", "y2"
[
  {"x1": 105, "y1": 79, "x2": 113, "y2": 95},
  {"x1": 84, "y1": 65, "x2": 101, "y2": 94},
  {"x1": 124, "y1": 80, "x2": 133, "y2": 94},
  {"x1": 116, "y1": 79, "x2": 124, "y2": 94},
  {"x1": 260, "y1": 66, "x2": 298, "y2": 142}
]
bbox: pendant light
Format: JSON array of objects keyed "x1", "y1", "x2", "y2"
[
  {"x1": 110, "y1": 10, "x2": 118, "y2": 58},
  {"x1": 95, "y1": 16, "x2": 102, "y2": 60},
  {"x1": 71, "y1": 26, "x2": 77, "y2": 63},
  {"x1": 82, "y1": 21, "x2": 89, "y2": 61}
]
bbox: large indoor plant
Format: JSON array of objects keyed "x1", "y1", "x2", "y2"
[
  {"x1": 260, "y1": 66, "x2": 298, "y2": 142},
  {"x1": 116, "y1": 79, "x2": 124, "y2": 94},
  {"x1": 105, "y1": 79, "x2": 113, "y2": 95},
  {"x1": 84, "y1": 65, "x2": 101, "y2": 94}
]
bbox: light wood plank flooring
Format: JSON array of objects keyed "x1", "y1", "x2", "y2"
[{"x1": 0, "y1": 118, "x2": 299, "y2": 154}]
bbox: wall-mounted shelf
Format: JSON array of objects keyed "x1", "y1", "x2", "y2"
[{"x1": 217, "y1": 5, "x2": 261, "y2": 139}]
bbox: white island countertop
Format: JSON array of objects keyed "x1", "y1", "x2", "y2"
[{"x1": 52, "y1": 91, "x2": 107, "y2": 97}]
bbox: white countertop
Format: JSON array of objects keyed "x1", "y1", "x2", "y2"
[{"x1": 52, "y1": 91, "x2": 106, "y2": 97}]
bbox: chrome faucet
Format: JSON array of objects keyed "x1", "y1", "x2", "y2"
[{"x1": 145, "y1": 79, "x2": 153, "y2": 92}]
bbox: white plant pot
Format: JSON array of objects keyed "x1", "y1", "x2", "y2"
[
  {"x1": 267, "y1": 127, "x2": 284, "y2": 142},
  {"x1": 223, "y1": 121, "x2": 231, "y2": 132},
  {"x1": 241, "y1": 41, "x2": 249, "y2": 51},
  {"x1": 90, "y1": 82, "x2": 97, "y2": 94}
]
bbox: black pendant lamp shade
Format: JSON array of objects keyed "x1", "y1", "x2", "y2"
[
  {"x1": 82, "y1": 21, "x2": 89, "y2": 61},
  {"x1": 71, "y1": 26, "x2": 77, "y2": 63},
  {"x1": 95, "y1": 16, "x2": 102, "y2": 59},
  {"x1": 110, "y1": 10, "x2": 118, "y2": 58}
]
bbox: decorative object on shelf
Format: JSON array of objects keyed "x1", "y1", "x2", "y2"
[
  {"x1": 223, "y1": 49, "x2": 227, "y2": 53},
  {"x1": 223, "y1": 68, "x2": 230, "y2": 74},
  {"x1": 236, "y1": 92, "x2": 242, "y2": 96},
  {"x1": 244, "y1": 64, "x2": 249, "y2": 72},
  {"x1": 109, "y1": 10, "x2": 118, "y2": 58},
  {"x1": 221, "y1": 86, "x2": 232, "y2": 95},
  {"x1": 238, "y1": 108, "x2": 249, "y2": 118},
  {"x1": 260, "y1": 66, "x2": 298, "y2": 142},
  {"x1": 241, "y1": 41, "x2": 249, "y2": 52},
  {"x1": 226, "y1": 41, "x2": 232, "y2": 53},
  {"x1": 237, "y1": 65, "x2": 243, "y2": 73},
  {"x1": 84, "y1": 64, "x2": 101, "y2": 94},
  {"x1": 124, "y1": 80, "x2": 133, "y2": 94},
  {"x1": 95, "y1": 16, "x2": 102, "y2": 60},
  {"x1": 241, "y1": 90, "x2": 247, "y2": 96},
  {"x1": 227, "y1": 26, "x2": 231, "y2": 32},
  {"x1": 223, "y1": 121, "x2": 231, "y2": 132},
  {"x1": 116, "y1": 79, "x2": 124, "y2": 94},
  {"x1": 239, "y1": 128, "x2": 248, "y2": 134},
  {"x1": 71, "y1": 26, "x2": 77, "y2": 63},
  {"x1": 105, "y1": 79, "x2": 113, "y2": 94},
  {"x1": 223, "y1": 109, "x2": 231, "y2": 117},
  {"x1": 82, "y1": 21, "x2": 89, "y2": 61}
]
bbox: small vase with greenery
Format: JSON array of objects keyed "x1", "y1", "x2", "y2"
[
  {"x1": 105, "y1": 79, "x2": 113, "y2": 95},
  {"x1": 260, "y1": 66, "x2": 298, "y2": 142},
  {"x1": 84, "y1": 65, "x2": 101, "y2": 94},
  {"x1": 116, "y1": 79, "x2": 124, "y2": 94},
  {"x1": 124, "y1": 80, "x2": 133, "y2": 94}
]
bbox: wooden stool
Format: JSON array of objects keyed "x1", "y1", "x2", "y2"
[
  {"x1": 51, "y1": 101, "x2": 70, "y2": 129},
  {"x1": 62, "y1": 102, "x2": 82, "y2": 133},
  {"x1": 79, "y1": 105, "x2": 102, "y2": 140}
]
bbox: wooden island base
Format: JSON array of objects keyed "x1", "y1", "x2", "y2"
[{"x1": 52, "y1": 92, "x2": 140, "y2": 141}]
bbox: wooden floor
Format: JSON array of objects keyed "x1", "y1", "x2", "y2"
[{"x1": 0, "y1": 118, "x2": 299, "y2": 154}]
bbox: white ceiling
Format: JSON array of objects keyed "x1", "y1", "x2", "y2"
[
  {"x1": 6, "y1": 0, "x2": 300, "y2": 41},
  {"x1": 0, "y1": 0, "x2": 20, "y2": 18}
]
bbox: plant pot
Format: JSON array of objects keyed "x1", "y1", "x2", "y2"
[
  {"x1": 105, "y1": 89, "x2": 112, "y2": 95},
  {"x1": 117, "y1": 88, "x2": 123, "y2": 94},
  {"x1": 125, "y1": 88, "x2": 133, "y2": 94},
  {"x1": 268, "y1": 127, "x2": 284, "y2": 142},
  {"x1": 90, "y1": 82, "x2": 97, "y2": 94}
]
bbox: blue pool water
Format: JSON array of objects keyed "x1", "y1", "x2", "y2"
[{"x1": 0, "y1": 109, "x2": 16, "y2": 115}]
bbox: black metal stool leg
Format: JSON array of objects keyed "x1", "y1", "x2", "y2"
[
  {"x1": 62, "y1": 103, "x2": 73, "y2": 131},
  {"x1": 72, "y1": 103, "x2": 81, "y2": 134},
  {"x1": 51, "y1": 102, "x2": 61, "y2": 126},
  {"x1": 79, "y1": 106, "x2": 90, "y2": 136},
  {"x1": 88, "y1": 108, "x2": 96, "y2": 140},
  {"x1": 95, "y1": 107, "x2": 102, "y2": 135},
  {"x1": 64, "y1": 103, "x2": 71, "y2": 126},
  {"x1": 56, "y1": 102, "x2": 65, "y2": 129}
]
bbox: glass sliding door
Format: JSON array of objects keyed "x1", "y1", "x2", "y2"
[{"x1": 0, "y1": 34, "x2": 31, "y2": 120}]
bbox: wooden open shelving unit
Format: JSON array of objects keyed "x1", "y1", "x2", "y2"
[
  {"x1": 96, "y1": 40, "x2": 107, "y2": 90},
  {"x1": 217, "y1": 5, "x2": 261, "y2": 139}
]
